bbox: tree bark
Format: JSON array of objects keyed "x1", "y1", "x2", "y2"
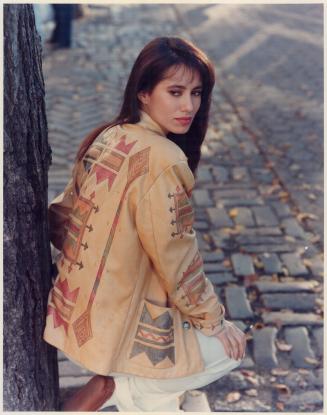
[{"x1": 3, "y1": 4, "x2": 59, "y2": 410}]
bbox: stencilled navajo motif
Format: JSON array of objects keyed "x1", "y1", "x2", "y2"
[
  {"x1": 168, "y1": 185, "x2": 194, "y2": 238},
  {"x1": 138, "y1": 302, "x2": 173, "y2": 329},
  {"x1": 83, "y1": 144, "x2": 103, "y2": 173},
  {"x1": 127, "y1": 147, "x2": 151, "y2": 183},
  {"x1": 62, "y1": 196, "x2": 95, "y2": 269},
  {"x1": 83, "y1": 135, "x2": 135, "y2": 191},
  {"x1": 92, "y1": 165, "x2": 117, "y2": 191},
  {"x1": 135, "y1": 325, "x2": 174, "y2": 347},
  {"x1": 101, "y1": 150, "x2": 125, "y2": 172},
  {"x1": 130, "y1": 303, "x2": 175, "y2": 366},
  {"x1": 72, "y1": 308, "x2": 93, "y2": 348},
  {"x1": 115, "y1": 134, "x2": 137, "y2": 155},
  {"x1": 73, "y1": 145, "x2": 151, "y2": 347},
  {"x1": 130, "y1": 342, "x2": 175, "y2": 366},
  {"x1": 177, "y1": 251, "x2": 206, "y2": 306},
  {"x1": 47, "y1": 278, "x2": 80, "y2": 333}
]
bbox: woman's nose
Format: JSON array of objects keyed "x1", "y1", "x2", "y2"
[{"x1": 181, "y1": 94, "x2": 194, "y2": 112}]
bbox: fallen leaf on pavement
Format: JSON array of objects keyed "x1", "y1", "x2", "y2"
[
  {"x1": 315, "y1": 298, "x2": 323, "y2": 307},
  {"x1": 290, "y1": 164, "x2": 300, "y2": 171},
  {"x1": 222, "y1": 227, "x2": 233, "y2": 235},
  {"x1": 95, "y1": 83, "x2": 105, "y2": 92},
  {"x1": 301, "y1": 183, "x2": 311, "y2": 189},
  {"x1": 304, "y1": 356, "x2": 320, "y2": 366},
  {"x1": 245, "y1": 389, "x2": 258, "y2": 397},
  {"x1": 225, "y1": 392, "x2": 241, "y2": 403},
  {"x1": 203, "y1": 234, "x2": 211, "y2": 242},
  {"x1": 240, "y1": 369, "x2": 256, "y2": 377},
  {"x1": 246, "y1": 376, "x2": 259, "y2": 386},
  {"x1": 271, "y1": 368, "x2": 289, "y2": 376},
  {"x1": 307, "y1": 193, "x2": 317, "y2": 201},
  {"x1": 297, "y1": 212, "x2": 319, "y2": 222},
  {"x1": 223, "y1": 259, "x2": 231, "y2": 268},
  {"x1": 248, "y1": 290, "x2": 257, "y2": 301},
  {"x1": 278, "y1": 191, "x2": 289, "y2": 200},
  {"x1": 253, "y1": 322, "x2": 264, "y2": 330},
  {"x1": 276, "y1": 402, "x2": 285, "y2": 411},
  {"x1": 302, "y1": 259, "x2": 313, "y2": 267},
  {"x1": 272, "y1": 384, "x2": 291, "y2": 395},
  {"x1": 271, "y1": 274, "x2": 279, "y2": 281},
  {"x1": 314, "y1": 307, "x2": 323, "y2": 316},
  {"x1": 253, "y1": 257, "x2": 264, "y2": 269},
  {"x1": 313, "y1": 285, "x2": 323, "y2": 293},
  {"x1": 310, "y1": 235, "x2": 320, "y2": 244},
  {"x1": 229, "y1": 208, "x2": 238, "y2": 218},
  {"x1": 266, "y1": 184, "x2": 280, "y2": 195},
  {"x1": 285, "y1": 235, "x2": 296, "y2": 243},
  {"x1": 281, "y1": 266, "x2": 289, "y2": 276},
  {"x1": 276, "y1": 341, "x2": 293, "y2": 352}
]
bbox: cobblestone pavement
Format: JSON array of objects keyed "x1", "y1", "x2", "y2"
[
  {"x1": 175, "y1": 3, "x2": 324, "y2": 245},
  {"x1": 42, "y1": 4, "x2": 323, "y2": 412}
]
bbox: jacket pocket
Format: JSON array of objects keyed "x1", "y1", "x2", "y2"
[{"x1": 127, "y1": 299, "x2": 176, "y2": 369}]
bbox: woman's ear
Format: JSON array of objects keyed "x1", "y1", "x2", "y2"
[{"x1": 137, "y1": 91, "x2": 149, "y2": 105}]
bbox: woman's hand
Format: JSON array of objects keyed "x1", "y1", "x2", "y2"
[{"x1": 214, "y1": 320, "x2": 247, "y2": 361}]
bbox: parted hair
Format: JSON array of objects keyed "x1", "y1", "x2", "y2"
[{"x1": 76, "y1": 36, "x2": 215, "y2": 174}]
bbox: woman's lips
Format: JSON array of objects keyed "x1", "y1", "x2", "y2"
[{"x1": 175, "y1": 117, "x2": 192, "y2": 126}]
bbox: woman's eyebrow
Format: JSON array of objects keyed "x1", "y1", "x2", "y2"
[{"x1": 167, "y1": 84, "x2": 203, "y2": 89}]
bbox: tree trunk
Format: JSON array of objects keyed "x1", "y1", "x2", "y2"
[{"x1": 3, "y1": 4, "x2": 59, "y2": 410}]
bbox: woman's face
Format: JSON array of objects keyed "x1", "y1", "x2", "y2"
[{"x1": 138, "y1": 65, "x2": 203, "y2": 135}]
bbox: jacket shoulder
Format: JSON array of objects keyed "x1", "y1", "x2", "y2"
[{"x1": 121, "y1": 123, "x2": 188, "y2": 173}]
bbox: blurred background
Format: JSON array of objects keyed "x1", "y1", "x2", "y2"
[{"x1": 35, "y1": 3, "x2": 324, "y2": 412}]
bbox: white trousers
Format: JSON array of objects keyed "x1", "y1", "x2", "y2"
[{"x1": 107, "y1": 329, "x2": 242, "y2": 412}]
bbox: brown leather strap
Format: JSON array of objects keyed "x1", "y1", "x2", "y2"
[{"x1": 63, "y1": 375, "x2": 115, "y2": 411}]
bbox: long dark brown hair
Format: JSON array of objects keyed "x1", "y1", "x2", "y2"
[{"x1": 76, "y1": 37, "x2": 215, "y2": 173}]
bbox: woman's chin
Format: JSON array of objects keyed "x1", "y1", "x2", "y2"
[{"x1": 169, "y1": 125, "x2": 192, "y2": 135}]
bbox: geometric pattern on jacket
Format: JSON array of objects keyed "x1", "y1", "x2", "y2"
[
  {"x1": 130, "y1": 302, "x2": 175, "y2": 366},
  {"x1": 177, "y1": 250, "x2": 206, "y2": 306},
  {"x1": 72, "y1": 145, "x2": 151, "y2": 348},
  {"x1": 168, "y1": 180, "x2": 194, "y2": 239}
]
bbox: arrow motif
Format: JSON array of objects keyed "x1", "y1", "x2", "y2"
[
  {"x1": 73, "y1": 146, "x2": 150, "y2": 348},
  {"x1": 81, "y1": 242, "x2": 88, "y2": 250},
  {"x1": 76, "y1": 261, "x2": 84, "y2": 270}
]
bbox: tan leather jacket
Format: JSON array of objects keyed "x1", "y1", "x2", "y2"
[{"x1": 43, "y1": 111, "x2": 225, "y2": 378}]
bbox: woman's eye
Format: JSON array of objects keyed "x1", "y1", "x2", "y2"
[{"x1": 169, "y1": 90, "x2": 202, "y2": 97}]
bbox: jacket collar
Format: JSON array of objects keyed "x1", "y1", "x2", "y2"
[{"x1": 137, "y1": 110, "x2": 167, "y2": 137}]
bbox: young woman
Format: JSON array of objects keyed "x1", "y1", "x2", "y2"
[{"x1": 43, "y1": 36, "x2": 246, "y2": 412}]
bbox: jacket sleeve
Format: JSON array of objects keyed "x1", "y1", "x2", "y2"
[
  {"x1": 48, "y1": 178, "x2": 75, "y2": 251},
  {"x1": 135, "y1": 161, "x2": 225, "y2": 336}
]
